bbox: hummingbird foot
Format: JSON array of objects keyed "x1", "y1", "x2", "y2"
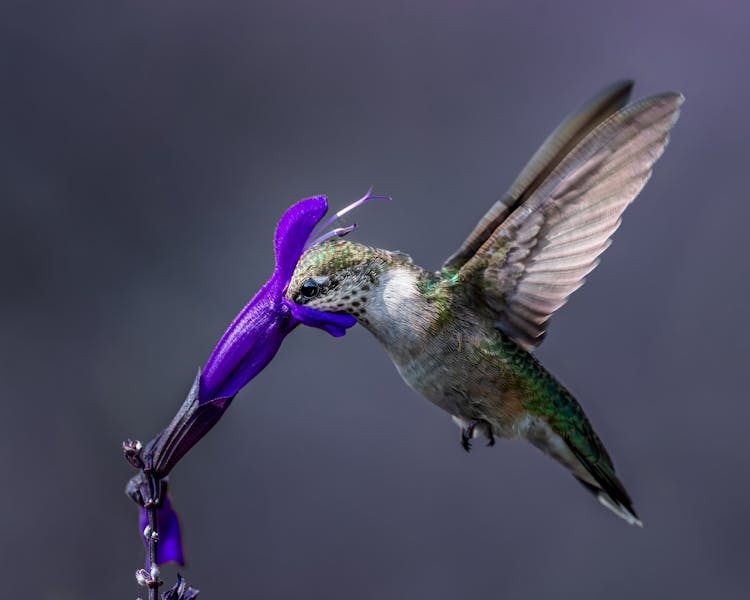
[
  {"x1": 460, "y1": 419, "x2": 494, "y2": 452},
  {"x1": 461, "y1": 425, "x2": 473, "y2": 452},
  {"x1": 486, "y1": 428, "x2": 496, "y2": 447}
]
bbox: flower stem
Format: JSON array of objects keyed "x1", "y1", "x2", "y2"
[{"x1": 147, "y1": 474, "x2": 161, "y2": 600}]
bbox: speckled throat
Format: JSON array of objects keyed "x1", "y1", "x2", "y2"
[{"x1": 286, "y1": 239, "x2": 474, "y2": 378}]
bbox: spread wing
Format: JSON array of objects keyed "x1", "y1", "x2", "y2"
[
  {"x1": 444, "y1": 80, "x2": 635, "y2": 271},
  {"x1": 459, "y1": 90, "x2": 683, "y2": 350}
]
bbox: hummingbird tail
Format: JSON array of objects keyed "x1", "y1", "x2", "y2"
[
  {"x1": 524, "y1": 414, "x2": 642, "y2": 526},
  {"x1": 569, "y1": 448, "x2": 642, "y2": 527},
  {"x1": 575, "y1": 477, "x2": 642, "y2": 527}
]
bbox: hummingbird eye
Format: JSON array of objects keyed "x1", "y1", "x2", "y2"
[{"x1": 299, "y1": 279, "x2": 320, "y2": 299}]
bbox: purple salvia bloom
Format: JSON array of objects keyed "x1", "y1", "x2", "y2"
[
  {"x1": 129, "y1": 194, "x2": 369, "y2": 566},
  {"x1": 199, "y1": 195, "x2": 356, "y2": 405}
]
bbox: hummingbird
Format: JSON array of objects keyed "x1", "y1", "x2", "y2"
[{"x1": 286, "y1": 82, "x2": 682, "y2": 526}]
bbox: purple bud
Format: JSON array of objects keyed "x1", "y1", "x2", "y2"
[
  {"x1": 123, "y1": 439, "x2": 144, "y2": 469},
  {"x1": 162, "y1": 574, "x2": 200, "y2": 600},
  {"x1": 135, "y1": 569, "x2": 151, "y2": 587}
]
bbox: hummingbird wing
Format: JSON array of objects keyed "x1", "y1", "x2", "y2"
[
  {"x1": 443, "y1": 81, "x2": 634, "y2": 272},
  {"x1": 458, "y1": 90, "x2": 683, "y2": 350}
]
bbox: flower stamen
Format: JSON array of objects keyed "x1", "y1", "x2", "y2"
[{"x1": 306, "y1": 187, "x2": 390, "y2": 250}]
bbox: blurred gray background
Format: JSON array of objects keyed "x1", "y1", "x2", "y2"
[{"x1": 2, "y1": 1, "x2": 748, "y2": 598}]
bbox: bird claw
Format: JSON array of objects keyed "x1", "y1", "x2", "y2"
[
  {"x1": 461, "y1": 428, "x2": 473, "y2": 453},
  {"x1": 460, "y1": 419, "x2": 494, "y2": 452},
  {"x1": 486, "y1": 429, "x2": 496, "y2": 447}
]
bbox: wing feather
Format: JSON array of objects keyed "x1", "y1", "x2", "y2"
[
  {"x1": 461, "y1": 90, "x2": 683, "y2": 350},
  {"x1": 443, "y1": 81, "x2": 635, "y2": 271}
]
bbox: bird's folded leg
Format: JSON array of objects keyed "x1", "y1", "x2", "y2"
[
  {"x1": 460, "y1": 419, "x2": 495, "y2": 452},
  {"x1": 485, "y1": 426, "x2": 496, "y2": 447},
  {"x1": 461, "y1": 422, "x2": 475, "y2": 452}
]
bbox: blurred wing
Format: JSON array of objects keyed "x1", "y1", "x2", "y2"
[
  {"x1": 444, "y1": 81, "x2": 634, "y2": 271},
  {"x1": 462, "y1": 92, "x2": 683, "y2": 350}
]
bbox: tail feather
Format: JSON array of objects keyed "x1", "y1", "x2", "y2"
[
  {"x1": 523, "y1": 414, "x2": 641, "y2": 526},
  {"x1": 570, "y1": 447, "x2": 642, "y2": 527},
  {"x1": 575, "y1": 477, "x2": 642, "y2": 527}
]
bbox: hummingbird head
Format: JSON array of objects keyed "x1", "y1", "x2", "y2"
[{"x1": 286, "y1": 239, "x2": 406, "y2": 323}]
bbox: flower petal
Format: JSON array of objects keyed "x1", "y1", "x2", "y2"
[
  {"x1": 199, "y1": 279, "x2": 293, "y2": 404},
  {"x1": 284, "y1": 299, "x2": 357, "y2": 337},
  {"x1": 274, "y1": 196, "x2": 328, "y2": 283},
  {"x1": 200, "y1": 196, "x2": 329, "y2": 404},
  {"x1": 140, "y1": 494, "x2": 185, "y2": 566}
]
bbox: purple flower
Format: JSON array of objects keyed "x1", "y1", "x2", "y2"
[
  {"x1": 199, "y1": 195, "x2": 357, "y2": 406},
  {"x1": 142, "y1": 196, "x2": 360, "y2": 479},
  {"x1": 129, "y1": 193, "x2": 385, "y2": 566},
  {"x1": 202, "y1": 188, "x2": 387, "y2": 407}
]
